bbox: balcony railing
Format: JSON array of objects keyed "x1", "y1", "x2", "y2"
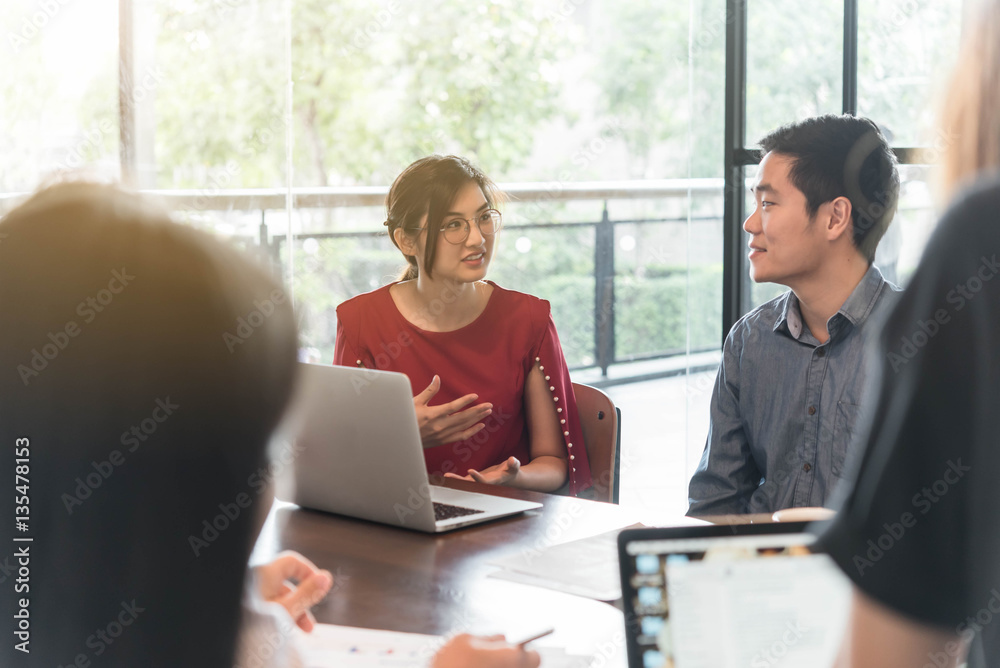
[{"x1": 1, "y1": 180, "x2": 727, "y2": 379}]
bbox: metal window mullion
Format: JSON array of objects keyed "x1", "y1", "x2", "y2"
[
  {"x1": 722, "y1": 0, "x2": 749, "y2": 344},
  {"x1": 843, "y1": 0, "x2": 859, "y2": 115},
  {"x1": 595, "y1": 201, "x2": 615, "y2": 377}
]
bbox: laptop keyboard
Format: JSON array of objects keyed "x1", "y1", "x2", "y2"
[{"x1": 433, "y1": 502, "x2": 485, "y2": 521}]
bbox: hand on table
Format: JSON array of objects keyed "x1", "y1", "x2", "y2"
[
  {"x1": 444, "y1": 456, "x2": 521, "y2": 486},
  {"x1": 414, "y1": 375, "x2": 492, "y2": 448},
  {"x1": 253, "y1": 551, "x2": 333, "y2": 633},
  {"x1": 432, "y1": 634, "x2": 541, "y2": 668}
]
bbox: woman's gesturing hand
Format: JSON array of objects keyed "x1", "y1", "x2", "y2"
[
  {"x1": 444, "y1": 456, "x2": 521, "y2": 486},
  {"x1": 414, "y1": 375, "x2": 493, "y2": 448}
]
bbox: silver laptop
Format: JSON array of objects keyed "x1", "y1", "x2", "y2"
[
  {"x1": 284, "y1": 363, "x2": 542, "y2": 532},
  {"x1": 618, "y1": 522, "x2": 851, "y2": 668}
]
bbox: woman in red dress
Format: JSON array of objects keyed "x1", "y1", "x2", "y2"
[{"x1": 334, "y1": 155, "x2": 592, "y2": 495}]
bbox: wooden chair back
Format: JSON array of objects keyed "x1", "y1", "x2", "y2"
[{"x1": 571, "y1": 382, "x2": 620, "y2": 504}]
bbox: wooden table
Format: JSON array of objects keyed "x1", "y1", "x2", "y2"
[{"x1": 252, "y1": 478, "x2": 637, "y2": 661}]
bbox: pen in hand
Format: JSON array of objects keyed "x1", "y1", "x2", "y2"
[{"x1": 513, "y1": 628, "x2": 554, "y2": 648}]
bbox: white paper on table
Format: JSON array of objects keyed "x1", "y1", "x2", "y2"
[
  {"x1": 488, "y1": 567, "x2": 623, "y2": 601},
  {"x1": 488, "y1": 518, "x2": 713, "y2": 602},
  {"x1": 294, "y1": 624, "x2": 442, "y2": 667},
  {"x1": 294, "y1": 624, "x2": 590, "y2": 668},
  {"x1": 487, "y1": 525, "x2": 644, "y2": 601}
]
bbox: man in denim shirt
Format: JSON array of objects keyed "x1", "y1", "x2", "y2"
[{"x1": 688, "y1": 115, "x2": 901, "y2": 517}]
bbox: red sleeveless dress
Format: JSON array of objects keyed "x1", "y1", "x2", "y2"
[{"x1": 333, "y1": 281, "x2": 592, "y2": 495}]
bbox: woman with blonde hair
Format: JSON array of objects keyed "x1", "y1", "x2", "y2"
[{"x1": 817, "y1": 1, "x2": 1000, "y2": 666}]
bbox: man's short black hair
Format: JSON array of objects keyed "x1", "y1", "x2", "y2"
[{"x1": 759, "y1": 114, "x2": 900, "y2": 264}]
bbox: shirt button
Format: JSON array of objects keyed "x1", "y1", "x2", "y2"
[
  {"x1": 803, "y1": 463, "x2": 812, "y2": 472},
  {"x1": 816, "y1": 348, "x2": 826, "y2": 358},
  {"x1": 808, "y1": 406, "x2": 816, "y2": 415}
]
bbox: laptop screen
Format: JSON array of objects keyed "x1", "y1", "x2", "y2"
[{"x1": 618, "y1": 523, "x2": 851, "y2": 668}]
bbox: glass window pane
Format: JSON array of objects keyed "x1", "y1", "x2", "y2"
[
  {"x1": 149, "y1": 0, "x2": 290, "y2": 246},
  {"x1": 877, "y1": 164, "x2": 938, "y2": 286},
  {"x1": 290, "y1": 229, "x2": 402, "y2": 364},
  {"x1": 746, "y1": 0, "x2": 844, "y2": 144},
  {"x1": 151, "y1": 0, "x2": 288, "y2": 191},
  {"x1": 0, "y1": 0, "x2": 119, "y2": 194},
  {"x1": 859, "y1": 0, "x2": 964, "y2": 147},
  {"x1": 488, "y1": 222, "x2": 596, "y2": 369},
  {"x1": 615, "y1": 197, "x2": 723, "y2": 361}
]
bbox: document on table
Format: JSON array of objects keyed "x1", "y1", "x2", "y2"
[
  {"x1": 295, "y1": 624, "x2": 590, "y2": 668},
  {"x1": 488, "y1": 525, "x2": 644, "y2": 601}
]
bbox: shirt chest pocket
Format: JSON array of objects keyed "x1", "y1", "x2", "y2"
[{"x1": 831, "y1": 401, "x2": 861, "y2": 477}]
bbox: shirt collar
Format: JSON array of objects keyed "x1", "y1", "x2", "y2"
[
  {"x1": 773, "y1": 264, "x2": 888, "y2": 341},
  {"x1": 774, "y1": 291, "x2": 804, "y2": 339}
]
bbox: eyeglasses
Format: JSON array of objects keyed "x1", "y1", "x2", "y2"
[{"x1": 416, "y1": 209, "x2": 503, "y2": 245}]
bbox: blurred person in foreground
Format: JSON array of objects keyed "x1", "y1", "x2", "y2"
[
  {"x1": 817, "y1": 1, "x2": 1000, "y2": 666},
  {"x1": 0, "y1": 182, "x2": 538, "y2": 668}
]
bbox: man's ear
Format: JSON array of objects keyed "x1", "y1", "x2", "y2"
[{"x1": 826, "y1": 196, "x2": 853, "y2": 242}]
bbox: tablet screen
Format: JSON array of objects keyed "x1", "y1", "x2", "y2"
[{"x1": 622, "y1": 530, "x2": 850, "y2": 668}]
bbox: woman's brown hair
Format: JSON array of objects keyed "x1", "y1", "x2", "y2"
[
  {"x1": 384, "y1": 155, "x2": 505, "y2": 281},
  {"x1": 938, "y1": 0, "x2": 1000, "y2": 202},
  {"x1": 0, "y1": 182, "x2": 298, "y2": 667}
]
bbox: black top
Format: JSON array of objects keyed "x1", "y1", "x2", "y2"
[{"x1": 818, "y1": 173, "x2": 1000, "y2": 665}]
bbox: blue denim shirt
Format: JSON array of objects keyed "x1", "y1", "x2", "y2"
[{"x1": 688, "y1": 265, "x2": 900, "y2": 516}]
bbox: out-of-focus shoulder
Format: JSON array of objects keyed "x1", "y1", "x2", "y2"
[
  {"x1": 913, "y1": 173, "x2": 1000, "y2": 281},
  {"x1": 938, "y1": 172, "x2": 1000, "y2": 240}
]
